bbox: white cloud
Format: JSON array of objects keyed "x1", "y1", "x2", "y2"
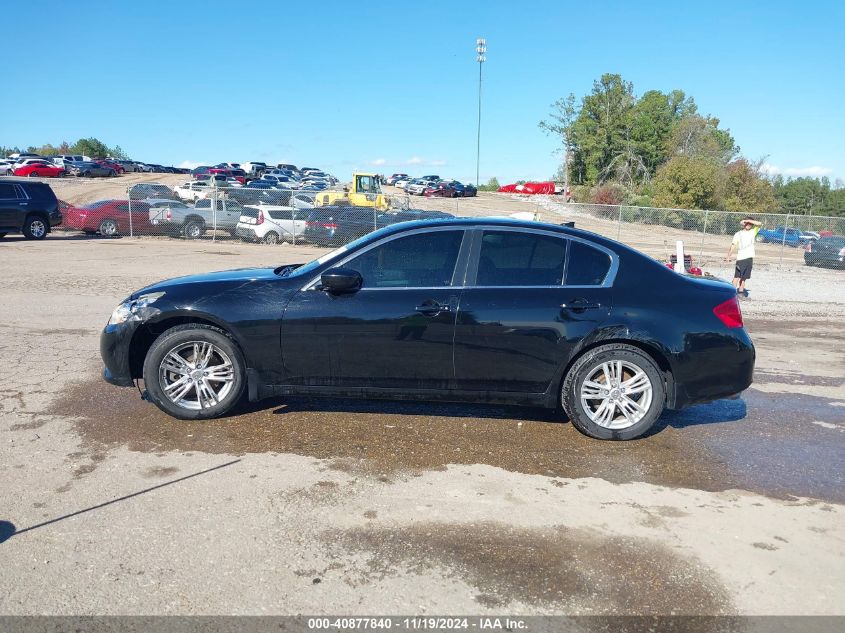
[
  {"x1": 403, "y1": 156, "x2": 447, "y2": 167},
  {"x1": 370, "y1": 158, "x2": 386, "y2": 166},
  {"x1": 178, "y1": 160, "x2": 205, "y2": 169},
  {"x1": 761, "y1": 163, "x2": 833, "y2": 178}
]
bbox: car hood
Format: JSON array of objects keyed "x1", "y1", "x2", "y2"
[{"x1": 131, "y1": 267, "x2": 279, "y2": 298}]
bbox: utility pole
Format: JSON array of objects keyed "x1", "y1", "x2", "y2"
[{"x1": 475, "y1": 38, "x2": 486, "y2": 187}]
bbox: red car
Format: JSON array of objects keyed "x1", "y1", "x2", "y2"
[
  {"x1": 423, "y1": 182, "x2": 458, "y2": 198},
  {"x1": 63, "y1": 199, "x2": 153, "y2": 236},
  {"x1": 95, "y1": 159, "x2": 125, "y2": 174},
  {"x1": 12, "y1": 162, "x2": 66, "y2": 178}
]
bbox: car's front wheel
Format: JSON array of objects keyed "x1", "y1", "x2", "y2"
[
  {"x1": 562, "y1": 344, "x2": 665, "y2": 440},
  {"x1": 143, "y1": 324, "x2": 246, "y2": 420}
]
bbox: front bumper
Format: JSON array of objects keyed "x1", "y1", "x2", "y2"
[{"x1": 100, "y1": 321, "x2": 142, "y2": 387}]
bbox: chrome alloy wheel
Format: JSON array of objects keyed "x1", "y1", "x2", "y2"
[
  {"x1": 579, "y1": 360, "x2": 653, "y2": 429},
  {"x1": 29, "y1": 219, "x2": 47, "y2": 238},
  {"x1": 158, "y1": 341, "x2": 235, "y2": 410}
]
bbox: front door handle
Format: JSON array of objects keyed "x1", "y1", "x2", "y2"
[
  {"x1": 415, "y1": 302, "x2": 450, "y2": 316},
  {"x1": 561, "y1": 300, "x2": 602, "y2": 312}
]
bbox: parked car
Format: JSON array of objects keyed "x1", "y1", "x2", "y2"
[
  {"x1": 129, "y1": 183, "x2": 178, "y2": 200},
  {"x1": 378, "y1": 209, "x2": 454, "y2": 226},
  {"x1": 407, "y1": 178, "x2": 438, "y2": 195},
  {"x1": 147, "y1": 198, "x2": 229, "y2": 239},
  {"x1": 0, "y1": 180, "x2": 62, "y2": 239},
  {"x1": 236, "y1": 207, "x2": 308, "y2": 244},
  {"x1": 68, "y1": 161, "x2": 116, "y2": 177},
  {"x1": 303, "y1": 206, "x2": 381, "y2": 246},
  {"x1": 462, "y1": 182, "x2": 478, "y2": 197},
  {"x1": 12, "y1": 161, "x2": 66, "y2": 178},
  {"x1": 0, "y1": 159, "x2": 16, "y2": 175},
  {"x1": 174, "y1": 181, "x2": 212, "y2": 202},
  {"x1": 63, "y1": 199, "x2": 152, "y2": 236},
  {"x1": 424, "y1": 182, "x2": 458, "y2": 198},
  {"x1": 394, "y1": 177, "x2": 412, "y2": 189},
  {"x1": 755, "y1": 226, "x2": 813, "y2": 247},
  {"x1": 113, "y1": 160, "x2": 138, "y2": 173},
  {"x1": 804, "y1": 236, "x2": 845, "y2": 268},
  {"x1": 385, "y1": 173, "x2": 409, "y2": 186},
  {"x1": 133, "y1": 162, "x2": 154, "y2": 173},
  {"x1": 186, "y1": 198, "x2": 247, "y2": 236},
  {"x1": 95, "y1": 159, "x2": 125, "y2": 174},
  {"x1": 100, "y1": 218, "x2": 755, "y2": 440}
]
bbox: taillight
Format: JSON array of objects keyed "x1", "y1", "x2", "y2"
[
  {"x1": 257, "y1": 211, "x2": 264, "y2": 225},
  {"x1": 713, "y1": 297, "x2": 743, "y2": 329},
  {"x1": 323, "y1": 223, "x2": 338, "y2": 230},
  {"x1": 165, "y1": 209, "x2": 172, "y2": 220},
  {"x1": 804, "y1": 242, "x2": 813, "y2": 252}
]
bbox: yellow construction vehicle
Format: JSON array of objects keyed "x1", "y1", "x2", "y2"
[{"x1": 313, "y1": 173, "x2": 389, "y2": 209}]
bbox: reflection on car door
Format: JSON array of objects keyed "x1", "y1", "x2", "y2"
[
  {"x1": 453, "y1": 229, "x2": 614, "y2": 393},
  {"x1": 281, "y1": 229, "x2": 469, "y2": 389}
]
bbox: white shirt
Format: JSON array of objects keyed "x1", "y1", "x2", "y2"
[{"x1": 732, "y1": 227, "x2": 759, "y2": 261}]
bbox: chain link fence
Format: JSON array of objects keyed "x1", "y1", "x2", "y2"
[{"x1": 54, "y1": 179, "x2": 844, "y2": 270}]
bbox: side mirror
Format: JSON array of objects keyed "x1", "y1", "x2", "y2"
[{"x1": 320, "y1": 267, "x2": 362, "y2": 294}]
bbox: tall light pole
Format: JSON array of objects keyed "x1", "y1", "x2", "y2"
[{"x1": 475, "y1": 38, "x2": 486, "y2": 187}]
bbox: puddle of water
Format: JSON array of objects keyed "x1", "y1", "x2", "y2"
[
  {"x1": 47, "y1": 376, "x2": 844, "y2": 502},
  {"x1": 326, "y1": 521, "x2": 732, "y2": 615}
]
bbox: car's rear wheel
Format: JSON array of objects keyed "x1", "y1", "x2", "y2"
[
  {"x1": 98, "y1": 219, "x2": 118, "y2": 236},
  {"x1": 29, "y1": 171, "x2": 39, "y2": 177},
  {"x1": 22, "y1": 215, "x2": 48, "y2": 240},
  {"x1": 562, "y1": 344, "x2": 665, "y2": 440},
  {"x1": 143, "y1": 324, "x2": 246, "y2": 420},
  {"x1": 184, "y1": 220, "x2": 205, "y2": 239},
  {"x1": 263, "y1": 231, "x2": 279, "y2": 244}
]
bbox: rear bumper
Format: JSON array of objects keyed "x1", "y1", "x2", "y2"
[{"x1": 668, "y1": 329, "x2": 755, "y2": 409}]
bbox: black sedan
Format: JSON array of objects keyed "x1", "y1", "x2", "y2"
[
  {"x1": 804, "y1": 236, "x2": 845, "y2": 268},
  {"x1": 100, "y1": 218, "x2": 755, "y2": 440},
  {"x1": 69, "y1": 161, "x2": 116, "y2": 177}
]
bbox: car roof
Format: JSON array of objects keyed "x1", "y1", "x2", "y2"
[{"x1": 376, "y1": 216, "x2": 612, "y2": 244}]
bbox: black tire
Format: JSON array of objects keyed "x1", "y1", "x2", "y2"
[
  {"x1": 263, "y1": 231, "x2": 279, "y2": 245},
  {"x1": 184, "y1": 220, "x2": 205, "y2": 239},
  {"x1": 0, "y1": 232, "x2": 7, "y2": 239},
  {"x1": 142, "y1": 324, "x2": 246, "y2": 420},
  {"x1": 561, "y1": 343, "x2": 665, "y2": 440},
  {"x1": 29, "y1": 171, "x2": 39, "y2": 177},
  {"x1": 22, "y1": 214, "x2": 48, "y2": 240},
  {"x1": 98, "y1": 218, "x2": 119, "y2": 236}
]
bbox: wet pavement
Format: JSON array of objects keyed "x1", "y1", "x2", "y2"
[{"x1": 50, "y1": 370, "x2": 845, "y2": 503}]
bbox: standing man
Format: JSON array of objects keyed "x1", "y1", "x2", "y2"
[{"x1": 726, "y1": 217, "x2": 762, "y2": 297}]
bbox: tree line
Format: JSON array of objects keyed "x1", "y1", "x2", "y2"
[
  {"x1": 539, "y1": 73, "x2": 845, "y2": 218},
  {"x1": 1, "y1": 138, "x2": 128, "y2": 161}
]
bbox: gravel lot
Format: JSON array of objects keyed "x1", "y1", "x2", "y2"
[{"x1": 0, "y1": 189, "x2": 843, "y2": 617}]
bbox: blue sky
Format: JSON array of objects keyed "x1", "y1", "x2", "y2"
[{"x1": 3, "y1": 1, "x2": 843, "y2": 184}]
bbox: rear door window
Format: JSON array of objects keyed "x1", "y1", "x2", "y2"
[{"x1": 475, "y1": 230, "x2": 568, "y2": 286}]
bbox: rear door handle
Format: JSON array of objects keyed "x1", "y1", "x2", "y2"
[{"x1": 415, "y1": 302, "x2": 450, "y2": 315}]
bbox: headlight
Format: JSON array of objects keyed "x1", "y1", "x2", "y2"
[{"x1": 108, "y1": 292, "x2": 165, "y2": 325}]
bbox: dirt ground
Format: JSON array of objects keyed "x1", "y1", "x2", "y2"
[{"x1": 0, "y1": 206, "x2": 843, "y2": 617}]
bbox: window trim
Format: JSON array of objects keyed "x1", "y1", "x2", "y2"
[
  {"x1": 464, "y1": 226, "x2": 618, "y2": 289},
  {"x1": 301, "y1": 226, "x2": 471, "y2": 291}
]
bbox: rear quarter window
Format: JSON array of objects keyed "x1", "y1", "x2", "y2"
[{"x1": 566, "y1": 241, "x2": 612, "y2": 286}]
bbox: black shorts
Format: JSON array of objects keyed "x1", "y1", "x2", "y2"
[{"x1": 735, "y1": 258, "x2": 753, "y2": 281}]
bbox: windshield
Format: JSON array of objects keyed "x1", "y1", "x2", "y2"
[{"x1": 286, "y1": 225, "x2": 397, "y2": 278}]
